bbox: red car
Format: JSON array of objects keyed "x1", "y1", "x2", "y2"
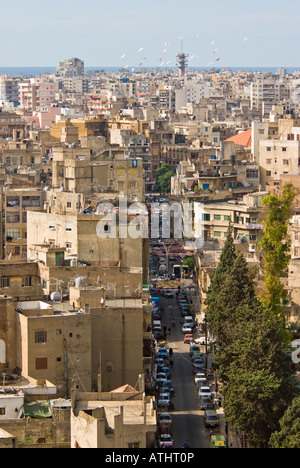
[{"x1": 184, "y1": 334, "x2": 193, "y2": 344}]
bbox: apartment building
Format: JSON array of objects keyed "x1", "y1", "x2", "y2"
[
  {"x1": 0, "y1": 76, "x2": 19, "y2": 105},
  {"x1": 250, "y1": 77, "x2": 290, "y2": 117},
  {"x1": 0, "y1": 109, "x2": 26, "y2": 139},
  {"x1": 259, "y1": 140, "x2": 300, "y2": 189},
  {"x1": 18, "y1": 79, "x2": 59, "y2": 112},
  {"x1": 175, "y1": 82, "x2": 210, "y2": 111},
  {"x1": 51, "y1": 144, "x2": 145, "y2": 201},
  {"x1": 196, "y1": 191, "x2": 267, "y2": 244},
  {"x1": 3, "y1": 187, "x2": 44, "y2": 260},
  {"x1": 56, "y1": 57, "x2": 84, "y2": 78}
]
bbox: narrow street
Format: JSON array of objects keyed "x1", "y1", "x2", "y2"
[{"x1": 159, "y1": 291, "x2": 211, "y2": 449}]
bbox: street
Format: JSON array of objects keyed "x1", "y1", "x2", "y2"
[{"x1": 159, "y1": 291, "x2": 211, "y2": 449}]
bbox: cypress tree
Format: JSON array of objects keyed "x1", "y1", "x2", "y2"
[{"x1": 205, "y1": 221, "x2": 237, "y2": 334}]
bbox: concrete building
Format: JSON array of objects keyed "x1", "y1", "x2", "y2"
[
  {"x1": 71, "y1": 377, "x2": 156, "y2": 448},
  {"x1": 195, "y1": 191, "x2": 267, "y2": 244},
  {"x1": 259, "y1": 140, "x2": 300, "y2": 189},
  {"x1": 18, "y1": 79, "x2": 59, "y2": 112},
  {"x1": 3, "y1": 187, "x2": 44, "y2": 260},
  {"x1": 56, "y1": 58, "x2": 84, "y2": 78},
  {"x1": 0, "y1": 76, "x2": 19, "y2": 105}
]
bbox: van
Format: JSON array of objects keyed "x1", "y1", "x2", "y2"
[{"x1": 204, "y1": 409, "x2": 219, "y2": 428}]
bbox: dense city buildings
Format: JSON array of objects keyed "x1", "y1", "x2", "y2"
[{"x1": 0, "y1": 55, "x2": 299, "y2": 449}]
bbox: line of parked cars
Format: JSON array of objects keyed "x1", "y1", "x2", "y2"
[
  {"x1": 154, "y1": 347, "x2": 174, "y2": 448},
  {"x1": 188, "y1": 343, "x2": 220, "y2": 431}
]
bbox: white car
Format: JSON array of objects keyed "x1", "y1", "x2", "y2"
[
  {"x1": 196, "y1": 336, "x2": 211, "y2": 345},
  {"x1": 195, "y1": 377, "x2": 208, "y2": 389},
  {"x1": 182, "y1": 323, "x2": 193, "y2": 334},
  {"x1": 199, "y1": 386, "x2": 212, "y2": 399}
]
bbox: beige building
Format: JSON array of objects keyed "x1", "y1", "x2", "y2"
[
  {"x1": 3, "y1": 187, "x2": 44, "y2": 260},
  {"x1": 259, "y1": 140, "x2": 300, "y2": 189},
  {"x1": 196, "y1": 191, "x2": 267, "y2": 244},
  {"x1": 51, "y1": 145, "x2": 145, "y2": 202},
  {"x1": 71, "y1": 377, "x2": 156, "y2": 448}
]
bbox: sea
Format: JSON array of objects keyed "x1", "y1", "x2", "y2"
[{"x1": 0, "y1": 66, "x2": 299, "y2": 76}]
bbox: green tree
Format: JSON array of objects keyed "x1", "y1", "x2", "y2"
[
  {"x1": 183, "y1": 257, "x2": 194, "y2": 270},
  {"x1": 269, "y1": 397, "x2": 300, "y2": 448},
  {"x1": 257, "y1": 183, "x2": 297, "y2": 319},
  {"x1": 205, "y1": 222, "x2": 237, "y2": 336},
  {"x1": 221, "y1": 306, "x2": 297, "y2": 448},
  {"x1": 155, "y1": 164, "x2": 175, "y2": 194}
]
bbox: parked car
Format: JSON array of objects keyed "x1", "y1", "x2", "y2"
[
  {"x1": 160, "y1": 383, "x2": 175, "y2": 396},
  {"x1": 189, "y1": 345, "x2": 200, "y2": 355},
  {"x1": 157, "y1": 393, "x2": 174, "y2": 410},
  {"x1": 158, "y1": 412, "x2": 172, "y2": 425},
  {"x1": 194, "y1": 372, "x2": 206, "y2": 383},
  {"x1": 182, "y1": 323, "x2": 193, "y2": 334},
  {"x1": 156, "y1": 373, "x2": 170, "y2": 383},
  {"x1": 160, "y1": 367, "x2": 171, "y2": 378},
  {"x1": 195, "y1": 377, "x2": 208, "y2": 389},
  {"x1": 184, "y1": 334, "x2": 193, "y2": 344},
  {"x1": 199, "y1": 386, "x2": 212, "y2": 399},
  {"x1": 157, "y1": 348, "x2": 169, "y2": 359},
  {"x1": 200, "y1": 396, "x2": 214, "y2": 410},
  {"x1": 181, "y1": 308, "x2": 191, "y2": 317},
  {"x1": 204, "y1": 409, "x2": 219, "y2": 429},
  {"x1": 159, "y1": 434, "x2": 174, "y2": 448}
]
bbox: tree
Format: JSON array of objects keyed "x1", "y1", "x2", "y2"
[
  {"x1": 257, "y1": 183, "x2": 297, "y2": 320},
  {"x1": 269, "y1": 397, "x2": 300, "y2": 448},
  {"x1": 183, "y1": 257, "x2": 194, "y2": 270},
  {"x1": 155, "y1": 164, "x2": 175, "y2": 194},
  {"x1": 220, "y1": 306, "x2": 298, "y2": 448},
  {"x1": 205, "y1": 220, "x2": 298, "y2": 447},
  {"x1": 205, "y1": 222, "x2": 237, "y2": 336}
]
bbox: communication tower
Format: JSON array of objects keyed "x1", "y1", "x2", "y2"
[{"x1": 176, "y1": 39, "x2": 188, "y2": 77}]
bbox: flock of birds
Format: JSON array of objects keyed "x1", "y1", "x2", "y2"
[{"x1": 118, "y1": 35, "x2": 249, "y2": 71}]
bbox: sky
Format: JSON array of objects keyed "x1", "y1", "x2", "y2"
[{"x1": 0, "y1": 0, "x2": 299, "y2": 68}]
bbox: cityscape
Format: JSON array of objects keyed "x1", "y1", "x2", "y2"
[{"x1": 0, "y1": 1, "x2": 299, "y2": 453}]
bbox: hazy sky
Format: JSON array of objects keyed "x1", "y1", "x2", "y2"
[{"x1": 0, "y1": 0, "x2": 299, "y2": 67}]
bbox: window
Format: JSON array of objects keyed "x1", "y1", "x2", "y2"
[
  {"x1": 224, "y1": 215, "x2": 231, "y2": 221},
  {"x1": 6, "y1": 197, "x2": 20, "y2": 207},
  {"x1": 214, "y1": 215, "x2": 221, "y2": 220},
  {"x1": 283, "y1": 160, "x2": 289, "y2": 165},
  {"x1": 128, "y1": 443, "x2": 140, "y2": 449},
  {"x1": 35, "y1": 358, "x2": 48, "y2": 370},
  {"x1": 0, "y1": 408, "x2": 5, "y2": 415},
  {"x1": 202, "y1": 214, "x2": 210, "y2": 221},
  {"x1": 266, "y1": 147, "x2": 271, "y2": 152},
  {"x1": 282, "y1": 147, "x2": 287, "y2": 152},
  {"x1": 67, "y1": 202, "x2": 72, "y2": 208},
  {"x1": 1, "y1": 277, "x2": 10, "y2": 288},
  {"x1": 214, "y1": 231, "x2": 221, "y2": 237},
  {"x1": 266, "y1": 159, "x2": 272, "y2": 165},
  {"x1": 65, "y1": 225, "x2": 72, "y2": 232},
  {"x1": 22, "y1": 276, "x2": 32, "y2": 287},
  {"x1": 129, "y1": 181, "x2": 136, "y2": 188},
  {"x1": 6, "y1": 213, "x2": 20, "y2": 223},
  {"x1": 7, "y1": 229, "x2": 20, "y2": 240},
  {"x1": 266, "y1": 171, "x2": 272, "y2": 177},
  {"x1": 35, "y1": 331, "x2": 47, "y2": 343}
]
